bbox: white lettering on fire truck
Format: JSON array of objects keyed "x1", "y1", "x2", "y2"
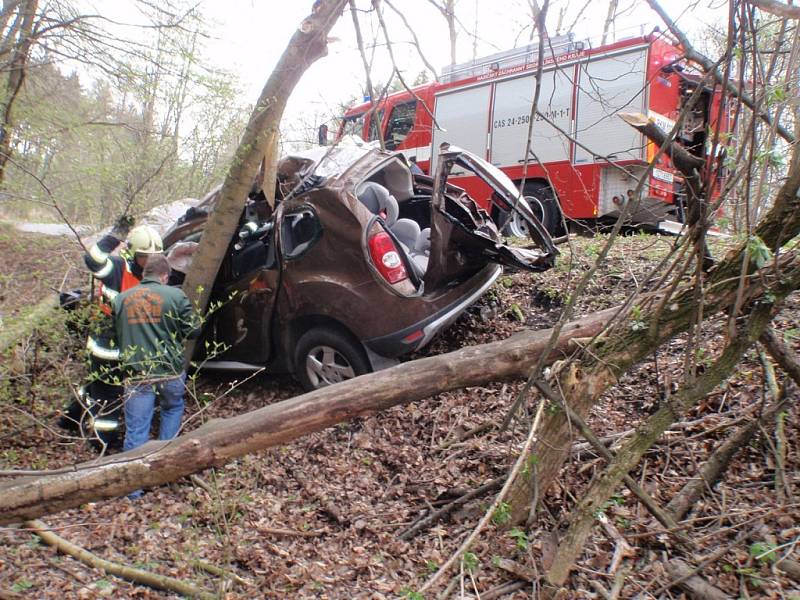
[
  {"x1": 492, "y1": 107, "x2": 570, "y2": 130},
  {"x1": 648, "y1": 110, "x2": 677, "y2": 135},
  {"x1": 476, "y1": 50, "x2": 586, "y2": 82},
  {"x1": 652, "y1": 167, "x2": 675, "y2": 184}
]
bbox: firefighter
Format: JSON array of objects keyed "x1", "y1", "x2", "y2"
[
  {"x1": 62, "y1": 220, "x2": 164, "y2": 448},
  {"x1": 113, "y1": 254, "x2": 198, "y2": 498}
]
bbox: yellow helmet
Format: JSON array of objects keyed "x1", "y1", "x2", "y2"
[{"x1": 127, "y1": 225, "x2": 163, "y2": 255}]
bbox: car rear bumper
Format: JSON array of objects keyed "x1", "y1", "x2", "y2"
[{"x1": 363, "y1": 264, "x2": 502, "y2": 358}]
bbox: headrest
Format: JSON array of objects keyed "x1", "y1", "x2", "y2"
[{"x1": 356, "y1": 181, "x2": 399, "y2": 225}]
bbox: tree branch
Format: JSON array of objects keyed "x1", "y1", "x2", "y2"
[
  {"x1": 27, "y1": 519, "x2": 215, "y2": 598},
  {"x1": 747, "y1": 0, "x2": 800, "y2": 19}
]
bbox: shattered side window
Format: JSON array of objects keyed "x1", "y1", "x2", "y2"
[{"x1": 281, "y1": 207, "x2": 322, "y2": 260}]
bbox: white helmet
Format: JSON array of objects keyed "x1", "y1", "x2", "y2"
[{"x1": 127, "y1": 225, "x2": 163, "y2": 255}]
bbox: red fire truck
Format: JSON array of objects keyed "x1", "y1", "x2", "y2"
[{"x1": 338, "y1": 34, "x2": 730, "y2": 236}]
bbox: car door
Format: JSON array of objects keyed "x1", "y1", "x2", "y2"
[
  {"x1": 213, "y1": 222, "x2": 280, "y2": 365},
  {"x1": 424, "y1": 145, "x2": 558, "y2": 289}
]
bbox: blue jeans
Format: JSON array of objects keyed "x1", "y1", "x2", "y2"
[{"x1": 123, "y1": 373, "x2": 186, "y2": 498}]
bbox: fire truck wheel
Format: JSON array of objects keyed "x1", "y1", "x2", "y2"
[{"x1": 517, "y1": 182, "x2": 561, "y2": 237}]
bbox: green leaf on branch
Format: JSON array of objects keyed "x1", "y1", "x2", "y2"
[{"x1": 749, "y1": 541, "x2": 778, "y2": 564}]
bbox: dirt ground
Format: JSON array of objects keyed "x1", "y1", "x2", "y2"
[
  {"x1": 0, "y1": 223, "x2": 85, "y2": 319},
  {"x1": 0, "y1": 228, "x2": 798, "y2": 599}
]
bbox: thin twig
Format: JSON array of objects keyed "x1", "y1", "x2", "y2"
[{"x1": 420, "y1": 399, "x2": 546, "y2": 594}]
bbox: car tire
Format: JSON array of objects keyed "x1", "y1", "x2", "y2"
[
  {"x1": 507, "y1": 181, "x2": 562, "y2": 237},
  {"x1": 294, "y1": 327, "x2": 371, "y2": 392}
]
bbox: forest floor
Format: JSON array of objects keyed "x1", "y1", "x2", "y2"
[
  {"x1": 0, "y1": 223, "x2": 85, "y2": 321},
  {"x1": 0, "y1": 225, "x2": 798, "y2": 599}
]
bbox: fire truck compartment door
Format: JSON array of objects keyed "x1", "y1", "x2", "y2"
[
  {"x1": 573, "y1": 48, "x2": 647, "y2": 164},
  {"x1": 431, "y1": 84, "x2": 492, "y2": 175},
  {"x1": 490, "y1": 67, "x2": 573, "y2": 166}
]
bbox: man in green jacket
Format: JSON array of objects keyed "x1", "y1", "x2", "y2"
[{"x1": 113, "y1": 254, "x2": 197, "y2": 497}]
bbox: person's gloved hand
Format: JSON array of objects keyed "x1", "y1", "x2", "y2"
[{"x1": 110, "y1": 215, "x2": 135, "y2": 240}]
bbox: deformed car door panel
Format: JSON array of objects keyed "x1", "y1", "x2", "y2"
[
  {"x1": 424, "y1": 145, "x2": 557, "y2": 290},
  {"x1": 215, "y1": 232, "x2": 279, "y2": 365}
]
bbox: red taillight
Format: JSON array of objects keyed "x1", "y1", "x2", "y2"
[{"x1": 368, "y1": 231, "x2": 408, "y2": 284}]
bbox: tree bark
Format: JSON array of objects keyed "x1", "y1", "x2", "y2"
[
  {"x1": 0, "y1": 307, "x2": 612, "y2": 524},
  {"x1": 181, "y1": 0, "x2": 347, "y2": 329},
  {"x1": 760, "y1": 326, "x2": 800, "y2": 386},
  {"x1": 747, "y1": 0, "x2": 800, "y2": 20},
  {"x1": 663, "y1": 559, "x2": 732, "y2": 600}
]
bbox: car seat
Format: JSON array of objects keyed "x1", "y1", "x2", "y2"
[
  {"x1": 357, "y1": 181, "x2": 430, "y2": 276},
  {"x1": 356, "y1": 181, "x2": 399, "y2": 225}
]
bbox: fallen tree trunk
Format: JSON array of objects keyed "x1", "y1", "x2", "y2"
[
  {"x1": 0, "y1": 307, "x2": 613, "y2": 524},
  {"x1": 663, "y1": 559, "x2": 732, "y2": 600}
]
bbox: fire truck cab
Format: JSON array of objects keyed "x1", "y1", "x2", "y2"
[{"x1": 339, "y1": 34, "x2": 730, "y2": 236}]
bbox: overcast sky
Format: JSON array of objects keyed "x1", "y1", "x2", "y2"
[
  {"x1": 81, "y1": 0, "x2": 726, "y2": 147},
  {"x1": 197, "y1": 0, "x2": 725, "y2": 130}
]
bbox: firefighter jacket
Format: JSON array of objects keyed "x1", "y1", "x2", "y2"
[
  {"x1": 83, "y1": 233, "x2": 143, "y2": 315},
  {"x1": 112, "y1": 277, "x2": 199, "y2": 381}
]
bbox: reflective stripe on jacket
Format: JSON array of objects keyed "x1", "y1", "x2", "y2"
[
  {"x1": 98, "y1": 262, "x2": 140, "y2": 316},
  {"x1": 86, "y1": 335, "x2": 120, "y2": 360},
  {"x1": 83, "y1": 234, "x2": 142, "y2": 315}
]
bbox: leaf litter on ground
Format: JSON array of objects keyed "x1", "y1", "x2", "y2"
[{"x1": 0, "y1": 231, "x2": 798, "y2": 598}]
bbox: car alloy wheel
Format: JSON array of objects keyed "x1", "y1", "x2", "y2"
[
  {"x1": 295, "y1": 327, "x2": 371, "y2": 391},
  {"x1": 305, "y1": 345, "x2": 356, "y2": 387}
]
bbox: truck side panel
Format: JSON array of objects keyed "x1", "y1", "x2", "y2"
[
  {"x1": 431, "y1": 84, "x2": 493, "y2": 170},
  {"x1": 489, "y1": 66, "x2": 574, "y2": 166},
  {"x1": 573, "y1": 48, "x2": 648, "y2": 165}
]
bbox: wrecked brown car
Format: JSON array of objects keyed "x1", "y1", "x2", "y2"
[{"x1": 164, "y1": 141, "x2": 557, "y2": 391}]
